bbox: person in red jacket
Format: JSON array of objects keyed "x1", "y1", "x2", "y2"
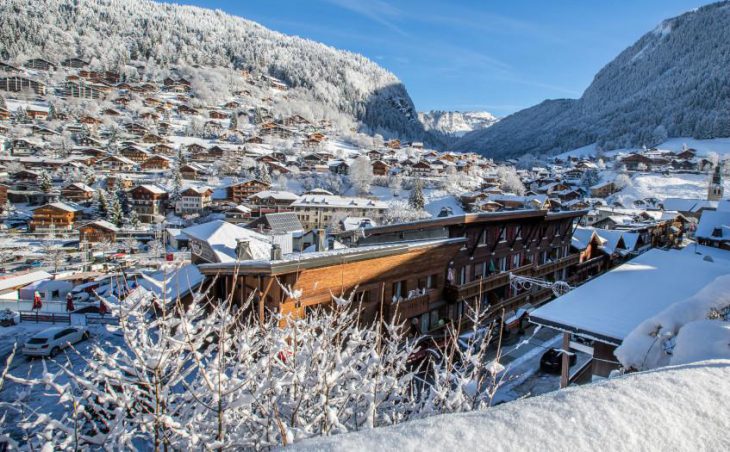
[
  {"x1": 99, "y1": 300, "x2": 108, "y2": 316},
  {"x1": 66, "y1": 293, "x2": 75, "y2": 313},
  {"x1": 32, "y1": 291, "x2": 42, "y2": 312}
]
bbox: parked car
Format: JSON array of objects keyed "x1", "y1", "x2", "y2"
[
  {"x1": 0, "y1": 309, "x2": 20, "y2": 326},
  {"x1": 540, "y1": 348, "x2": 577, "y2": 374},
  {"x1": 22, "y1": 326, "x2": 90, "y2": 358}
]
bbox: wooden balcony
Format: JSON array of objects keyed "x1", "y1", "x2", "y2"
[
  {"x1": 487, "y1": 291, "x2": 530, "y2": 318},
  {"x1": 444, "y1": 272, "x2": 510, "y2": 303},
  {"x1": 533, "y1": 254, "x2": 579, "y2": 277},
  {"x1": 388, "y1": 289, "x2": 440, "y2": 320}
]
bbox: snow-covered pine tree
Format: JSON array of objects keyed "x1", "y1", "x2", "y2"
[
  {"x1": 108, "y1": 195, "x2": 124, "y2": 227},
  {"x1": 409, "y1": 177, "x2": 425, "y2": 210},
  {"x1": 39, "y1": 172, "x2": 52, "y2": 193}
]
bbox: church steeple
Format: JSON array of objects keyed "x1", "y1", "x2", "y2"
[{"x1": 708, "y1": 163, "x2": 724, "y2": 201}]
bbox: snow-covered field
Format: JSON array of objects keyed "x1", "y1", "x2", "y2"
[
  {"x1": 614, "y1": 172, "x2": 730, "y2": 205},
  {"x1": 559, "y1": 137, "x2": 730, "y2": 159}
]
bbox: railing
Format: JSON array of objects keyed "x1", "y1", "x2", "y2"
[
  {"x1": 389, "y1": 289, "x2": 438, "y2": 319},
  {"x1": 444, "y1": 272, "x2": 510, "y2": 302},
  {"x1": 533, "y1": 254, "x2": 579, "y2": 277},
  {"x1": 19, "y1": 311, "x2": 70, "y2": 324},
  {"x1": 18, "y1": 311, "x2": 120, "y2": 326},
  {"x1": 487, "y1": 291, "x2": 530, "y2": 318}
]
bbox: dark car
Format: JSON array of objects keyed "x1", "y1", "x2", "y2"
[{"x1": 540, "y1": 348, "x2": 577, "y2": 374}]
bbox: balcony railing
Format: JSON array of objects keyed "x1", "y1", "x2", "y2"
[
  {"x1": 533, "y1": 254, "x2": 579, "y2": 277},
  {"x1": 388, "y1": 289, "x2": 439, "y2": 320}
]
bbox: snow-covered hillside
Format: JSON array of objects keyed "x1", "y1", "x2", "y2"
[
  {"x1": 299, "y1": 361, "x2": 730, "y2": 451},
  {"x1": 454, "y1": 1, "x2": 730, "y2": 159},
  {"x1": 418, "y1": 110, "x2": 498, "y2": 137},
  {"x1": 0, "y1": 0, "x2": 440, "y2": 145}
]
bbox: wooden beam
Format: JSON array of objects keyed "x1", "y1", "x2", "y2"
[{"x1": 560, "y1": 332, "x2": 570, "y2": 389}]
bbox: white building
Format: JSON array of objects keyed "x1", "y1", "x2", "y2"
[{"x1": 290, "y1": 194, "x2": 388, "y2": 230}]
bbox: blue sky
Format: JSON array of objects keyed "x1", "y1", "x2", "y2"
[{"x1": 166, "y1": 0, "x2": 704, "y2": 116}]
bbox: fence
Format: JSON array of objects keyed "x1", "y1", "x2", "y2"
[{"x1": 17, "y1": 311, "x2": 119, "y2": 326}]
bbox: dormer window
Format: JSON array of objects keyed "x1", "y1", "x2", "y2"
[{"x1": 712, "y1": 227, "x2": 723, "y2": 238}]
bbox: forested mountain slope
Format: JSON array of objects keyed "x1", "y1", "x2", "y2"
[
  {"x1": 0, "y1": 0, "x2": 439, "y2": 144},
  {"x1": 454, "y1": 1, "x2": 730, "y2": 159}
]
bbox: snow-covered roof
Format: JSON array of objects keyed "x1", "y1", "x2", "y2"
[
  {"x1": 183, "y1": 220, "x2": 271, "y2": 262},
  {"x1": 662, "y1": 197, "x2": 717, "y2": 213},
  {"x1": 0, "y1": 271, "x2": 52, "y2": 293},
  {"x1": 696, "y1": 210, "x2": 730, "y2": 241},
  {"x1": 87, "y1": 220, "x2": 120, "y2": 232},
  {"x1": 250, "y1": 190, "x2": 299, "y2": 201},
  {"x1": 292, "y1": 195, "x2": 387, "y2": 209},
  {"x1": 341, "y1": 217, "x2": 377, "y2": 231},
  {"x1": 299, "y1": 360, "x2": 730, "y2": 452},
  {"x1": 136, "y1": 184, "x2": 167, "y2": 194},
  {"x1": 531, "y1": 247, "x2": 730, "y2": 344},
  {"x1": 571, "y1": 227, "x2": 604, "y2": 251},
  {"x1": 137, "y1": 263, "x2": 204, "y2": 301}
]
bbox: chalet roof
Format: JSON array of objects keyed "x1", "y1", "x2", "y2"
[
  {"x1": 33, "y1": 202, "x2": 81, "y2": 213},
  {"x1": 134, "y1": 184, "x2": 167, "y2": 195},
  {"x1": 696, "y1": 210, "x2": 730, "y2": 242},
  {"x1": 291, "y1": 195, "x2": 387, "y2": 209},
  {"x1": 531, "y1": 247, "x2": 730, "y2": 345},
  {"x1": 247, "y1": 212, "x2": 303, "y2": 233},
  {"x1": 64, "y1": 182, "x2": 94, "y2": 192},
  {"x1": 85, "y1": 219, "x2": 120, "y2": 232},
  {"x1": 183, "y1": 220, "x2": 271, "y2": 263},
  {"x1": 198, "y1": 237, "x2": 465, "y2": 276},
  {"x1": 250, "y1": 190, "x2": 298, "y2": 201}
]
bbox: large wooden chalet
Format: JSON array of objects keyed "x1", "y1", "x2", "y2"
[{"x1": 199, "y1": 210, "x2": 586, "y2": 335}]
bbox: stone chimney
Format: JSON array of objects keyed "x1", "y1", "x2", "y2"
[
  {"x1": 270, "y1": 243, "x2": 282, "y2": 260},
  {"x1": 236, "y1": 239, "x2": 253, "y2": 260}
]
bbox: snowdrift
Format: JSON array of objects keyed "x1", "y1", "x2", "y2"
[{"x1": 295, "y1": 361, "x2": 730, "y2": 451}]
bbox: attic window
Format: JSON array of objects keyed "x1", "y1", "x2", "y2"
[{"x1": 712, "y1": 227, "x2": 723, "y2": 238}]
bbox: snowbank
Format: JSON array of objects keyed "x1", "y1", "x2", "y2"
[
  {"x1": 616, "y1": 274, "x2": 730, "y2": 370},
  {"x1": 295, "y1": 361, "x2": 730, "y2": 452}
]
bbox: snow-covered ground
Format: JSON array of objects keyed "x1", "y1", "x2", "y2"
[
  {"x1": 559, "y1": 137, "x2": 730, "y2": 159},
  {"x1": 0, "y1": 322, "x2": 123, "y2": 442},
  {"x1": 613, "y1": 172, "x2": 730, "y2": 205},
  {"x1": 299, "y1": 360, "x2": 730, "y2": 451}
]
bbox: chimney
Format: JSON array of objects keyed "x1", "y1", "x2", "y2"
[
  {"x1": 236, "y1": 239, "x2": 253, "y2": 260},
  {"x1": 271, "y1": 243, "x2": 282, "y2": 260},
  {"x1": 316, "y1": 229, "x2": 327, "y2": 252}
]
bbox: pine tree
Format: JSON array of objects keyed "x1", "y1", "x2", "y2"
[
  {"x1": 229, "y1": 111, "x2": 238, "y2": 130},
  {"x1": 108, "y1": 195, "x2": 124, "y2": 227},
  {"x1": 97, "y1": 190, "x2": 109, "y2": 216},
  {"x1": 129, "y1": 210, "x2": 140, "y2": 228},
  {"x1": 39, "y1": 172, "x2": 52, "y2": 193},
  {"x1": 258, "y1": 162, "x2": 272, "y2": 184},
  {"x1": 409, "y1": 177, "x2": 425, "y2": 210},
  {"x1": 170, "y1": 166, "x2": 183, "y2": 202}
]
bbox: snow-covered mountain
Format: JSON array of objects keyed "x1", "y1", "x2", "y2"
[
  {"x1": 454, "y1": 1, "x2": 730, "y2": 159},
  {"x1": 418, "y1": 111, "x2": 498, "y2": 137},
  {"x1": 0, "y1": 0, "x2": 441, "y2": 146}
]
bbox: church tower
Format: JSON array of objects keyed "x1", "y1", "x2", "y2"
[{"x1": 708, "y1": 163, "x2": 724, "y2": 201}]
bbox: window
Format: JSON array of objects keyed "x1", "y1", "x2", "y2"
[
  {"x1": 511, "y1": 253, "x2": 521, "y2": 269},
  {"x1": 392, "y1": 280, "x2": 407, "y2": 299},
  {"x1": 458, "y1": 266, "x2": 467, "y2": 285},
  {"x1": 498, "y1": 227, "x2": 506, "y2": 242},
  {"x1": 479, "y1": 230, "x2": 488, "y2": 246},
  {"x1": 427, "y1": 274, "x2": 437, "y2": 289},
  {"x1": 420, "y1": 312, "x2": 430, "y2": 333},
  {"x1": 429, "y1": 310, "x2": 440, "y2": 330},
  {"x1": 498, "y1": 256, "x2": 507, "y2": 272}
]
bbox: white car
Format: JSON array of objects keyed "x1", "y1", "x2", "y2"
[{"x1": 22, "y1": 326, "x2": 90, "y2": 358}]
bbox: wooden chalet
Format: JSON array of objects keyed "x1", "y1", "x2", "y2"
[
  {"x1": 129, "y1": 185, "x2": 168, "y2": 223},
  {"x1": 78, "y1": 220, "x2": 119, "y2": 243},
  {"x1": 227, "y1": 179, "x2": 271, "y2": 204},
  {"x1": 30, "y1": 202, "x2": 81, "y2": 232},
  {"x1": 61, "y1": 182, "x2": 95, "y2": 203},
  {"x1": 141, "y1": 155, "x2": 172, "y2": 170}
]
